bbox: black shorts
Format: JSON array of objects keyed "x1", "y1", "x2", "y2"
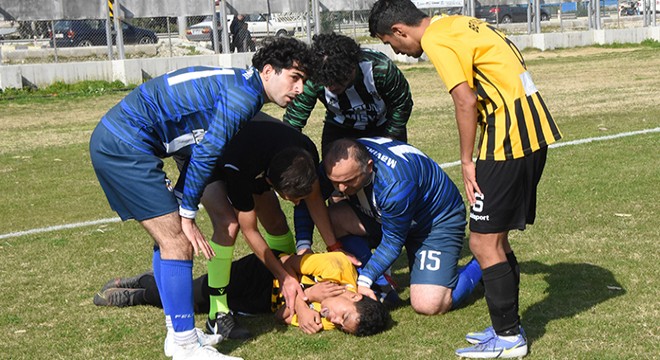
[
  {"x1": 469, "y1": 147, "x2": 548, "y2": 234},
  {"x1": 194, "y1": 253, "x2": 276, "y2": 315}
]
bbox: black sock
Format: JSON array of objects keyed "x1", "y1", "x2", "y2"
[
  {"x1": 506, "y1": 251, "x2": 520, "y2": 287},
  {"x1": 483, "y1": 262, "x2": 520, "y2": 336},
  {"x1": 141, "y1": 275, "x2": 163, "y2": 308}
]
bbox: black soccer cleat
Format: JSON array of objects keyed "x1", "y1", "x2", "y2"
[
  {"x1": 93, "y1": 288, "x2": 146, "y2": 307},
  {"x1": 100, "y1": 271, "x2": 153, "y2": 292},
  {"x1": 206, "y1": 312, "x2": 252, "y2": 340}
]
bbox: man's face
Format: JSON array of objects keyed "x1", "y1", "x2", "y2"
[
  {"x1": 326, "y1": 67, "x2": 357, "y2": 95},
  {"x1": 320, "y1": 291, "x2": 362, "y2": 334},
  {"x1": 325, "y1": 157, "x2": 372, "y2": 196},
  {"x1": 377, "y1": 31, "x2": 424, "y2": 58},
  {"x1": 262, "y1": 63, "x2": 306, "y2": 108}
]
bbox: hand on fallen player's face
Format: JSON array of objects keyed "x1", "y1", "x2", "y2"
[{"x1": 305, "y1": 281, "x2": 346, "y2": 302}]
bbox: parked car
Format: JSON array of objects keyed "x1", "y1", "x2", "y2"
[
  {"x1": 243, "y1": 13, "x2": 297, "y2": 38},
  {"x1": 185, "y1": 13, "x2": 297, "y2": 43},
  {"x1": 49, "y1": 20, "x2": 157, "y2": 47},
  {"x1": 474, "y1": 1, "x2": 550, "y2": 23},
  {"x1": 185, "y1": 14, "x2": 233, "y2": 42}
]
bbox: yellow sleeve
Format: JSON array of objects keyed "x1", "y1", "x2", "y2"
[
  {"x1": 421, "y1": 16, "x2": 474, "y2": 92},
  {"x1": 299, "y1": 252, "x2": 357, "y2": 288}
]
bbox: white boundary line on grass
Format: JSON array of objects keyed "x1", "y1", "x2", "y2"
[{"x1": 1, "y1": 127, "x2": 658, "y2": 241}]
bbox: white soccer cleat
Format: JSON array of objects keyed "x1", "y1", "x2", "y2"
[
  {"x1": 164, "y1": 328, "x2": 223, "y2": 357},
  {"x1": 171, "y1": 343, "x2": 243, "y2": 360}
]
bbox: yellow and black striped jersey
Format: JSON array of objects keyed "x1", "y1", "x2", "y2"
[{"x1": 421, "y1": 15, "x2": 562, "y2": 160}]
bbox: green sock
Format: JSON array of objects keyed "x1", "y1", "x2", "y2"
[
  {"x1": 264, "y1": 230, "x2": 295, "y2": 254},
  {"x1": 208, "y1": 242, "x2": 233, "y2": 319}
]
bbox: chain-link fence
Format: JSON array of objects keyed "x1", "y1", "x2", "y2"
[{"x1": 0, "y1": 0, "x2": 657, "y2": 65}]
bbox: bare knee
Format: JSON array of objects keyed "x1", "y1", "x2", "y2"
[{"x1": 410, "y1": 284, "x2": 453, "y2": 315}]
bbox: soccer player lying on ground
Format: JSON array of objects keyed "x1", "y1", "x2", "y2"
[
  {"x1": 300, "y1": 138, "x2": 483, "y2": 316},
  {"x1": 168, "y1": 114, "x2": 355, "y2": 340},
  {"x1": 94, "y1": 251, "x2": 390, "y2": 337}
]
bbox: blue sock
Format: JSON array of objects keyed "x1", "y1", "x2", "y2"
[
  {"x1": 452, "y1": 257, "x2": 482, "y2": 309},
  {"x1": 340, "y1": 235, "x2": 390, "y2": 288},
  {"x1": 159, "y1": 259, "x2": 195, "y2": 333},
  {"x1": 152, "y1": 246, "x2": 169, "y2": 316}
]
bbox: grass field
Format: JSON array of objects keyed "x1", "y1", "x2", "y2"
[{"x1": 0, "y1": 44, "x2": 659, "y2": 360}]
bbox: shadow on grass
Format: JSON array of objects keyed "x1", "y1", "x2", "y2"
[{"x1": 520, "y1": 261, "x2": 625, "y2": 343}]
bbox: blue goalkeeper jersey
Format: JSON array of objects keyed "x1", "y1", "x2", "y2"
[
  {"x1": 295, "y1": 138, "x2": 465, "y2": 282},
  {"x1": 100, "y1": 66, "x2": 265, "y2": 213}
]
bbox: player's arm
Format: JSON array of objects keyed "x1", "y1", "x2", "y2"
[
  {"x1": 450, "y1": 81, "x2": 480, "y2": 205},
  {"x1": 292, "y1": 166, "x2": 335, "y2": 253},
  {"x1": 378, "y1": 57, "x2": 413, "y2": 140},
  {"x1": 282, "y1": 81, "x2": 320, "y2": 131},
  {"x1": 357, "y1": 182, "x2": 416, "y2": 296},
  {"x1": 179, "y1": 105, "x2": 257, "y2": 258},
  {"x1": 236, "y1": 208, "x2": 307, "y2": 312}
]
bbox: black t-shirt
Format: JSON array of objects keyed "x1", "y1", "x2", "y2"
[{"x1": 215, "y1": 114, "x2": 319, "y2": 211}]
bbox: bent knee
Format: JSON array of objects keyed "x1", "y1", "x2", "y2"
[{"x1": 410, "y1": 284, "x2": 453, "y2": 315}]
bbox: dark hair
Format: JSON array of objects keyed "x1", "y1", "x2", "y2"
[
  {"x1": 353, "y1": 296, "x2": 391, "y2": 336},
  {"x1": 252, "y1": 37, "x2": 314, "y2": 77},
  {"x1": 323, "y1": 138, "x2": 372, "y2": 174},
  {"x1": 310, "y1": 33, "x2": 361, "y2": 87},
  {"x1": 368, "y1": 0, "x2": 428, "y2": 37},
  {"x1": 268, "y1": 147, "x2": 318, "y2": 199}
]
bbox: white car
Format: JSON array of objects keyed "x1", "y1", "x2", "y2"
[
  {"x1": 185, "y1": 13, "x2": 298, "y2": 42},
  {"x1": 243, "y1": 13, "x2": 298, "y2": 38},
  {"x1": 185, "y1": 14, "x2": 233, "y2": 42}
]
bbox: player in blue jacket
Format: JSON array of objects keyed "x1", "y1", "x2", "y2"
[
  {"x1": 89, "y1": 37, "x2": 313, "y2": 360},
  {"x1": 320, "y1": 138, "x2": 482, "y2": 315}
]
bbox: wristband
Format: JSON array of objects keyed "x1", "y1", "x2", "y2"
[
  {"x1": 296, "y1": 239, "x2": 312, "y2": 253},
  {"x1": 178, "y1": 206, "x2": 197, "y2": 219},
  {"x1": 326, "y1": 241, "x2": 343, "y2": 252},
  {"x1": 357, "y1": 275, "x2": 373, "y2": 288}
]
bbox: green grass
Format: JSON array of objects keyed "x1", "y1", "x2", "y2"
[{"x1": 0, "y1": 45, "x2": 659, "y2": 359}]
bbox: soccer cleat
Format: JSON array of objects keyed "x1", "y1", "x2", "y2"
[
  {"x1": 375, "y1": 286, "x2": 402, "y2": 309},
  {"x1": 164, "y1": 328, "x2": 223, "y2": 357},
  {"x1": 206, "y1": 312, "x2": 252, "y2": 340},
  {"x1": 456, "y1": 333, "x2": 528, "y2": 359},
  {"x1": 93, "y1": 288, "x2": 145, "y2": 307},
  {"x1": 170, "y1": 343, "x2": 243, "y2": 360},
  {"x1": 100, "y1": 271, "x2": 153, "y2": 292},
  {"x1": 465, "y1": 326, "x2": 527, "y2": 345}
]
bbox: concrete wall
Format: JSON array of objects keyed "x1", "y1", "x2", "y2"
[{"x1": 1, "y1": 26, "x2": 659, "y2": 90}]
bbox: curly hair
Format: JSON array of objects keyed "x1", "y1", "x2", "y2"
[
  {"x1": 310, "y1": 33, "x2": 361, "y2": 87},
  {"x1": 368, "y1": 0, "x2": 427, "y2": 37},
  {"x1": 268, "y1": 147, "x2": 318, "y2": 200},
  {"x1": 252, "y1": 37, "x2": 314, "y2": 77},
  {"x1": 353, "y1": 296, "x2": 391, "y2": 337}
]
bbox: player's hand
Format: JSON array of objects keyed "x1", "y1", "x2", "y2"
[
  {"x1": 180, "y1": 217, "x2": 214, "y2": 259},
  {"x1": 280, "y1": 273, "x2": 307, "y2": 313},
  {"x1": 305, "y1": 281, "x2": 346, "y2": 302},
  {"x1": 297, "y1": 306, "x2": 323, "y2": 334},
  {"x1": 461, "y1": 161, "x2": 482, "y2": 205},
  {"x1": 338, "y1": 249, "x2": 362, "y2": 267},
  {"x1": 358, "y1": 285, "x2": 378, "y2": 301}
]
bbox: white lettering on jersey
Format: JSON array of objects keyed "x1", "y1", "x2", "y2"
[{"x1": 167, "y1": 69, "x2": 235, "y2": 86}]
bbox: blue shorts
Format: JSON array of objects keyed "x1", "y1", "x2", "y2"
[
  {"x1": 89, "y1": 122, "x2": 179, "y2": 221},
  {"x1": 357, "y1": 206, "x2": 465, "y2": 289}
]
